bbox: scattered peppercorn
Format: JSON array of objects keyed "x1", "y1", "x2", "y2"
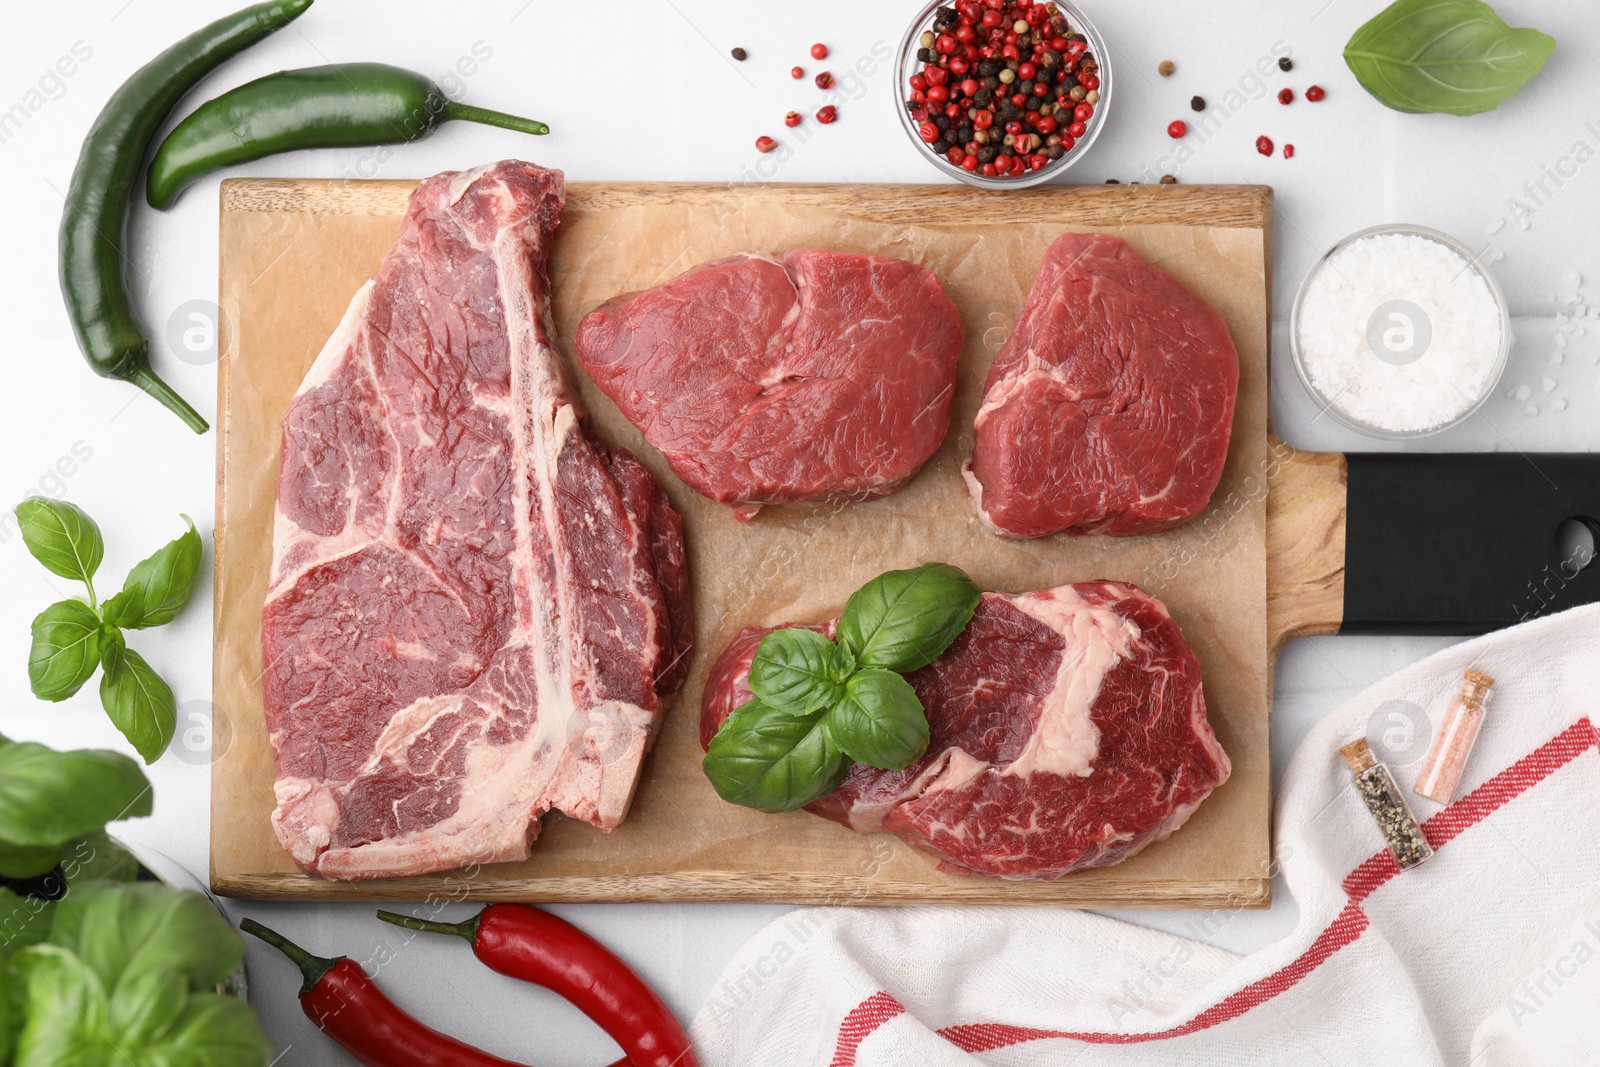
[
  {"x1": 815, "y1": 71, "x2": 834, "y2": 89},
  {"x1": 785, "y1": 111, "x2": 802, "y2": 128},
  {"x1": 1167, "y1": 120, "x2": 1187, "y2": 139},
  {"x1": 1190, "y1": 95, "x2": 1206, "y2": 111},
  {"x1": 903, "y1": 0, "x2": 1101, "y2": 180},
  {"x1": 1306, "y1": 84, "x2": 1326, "y2": 101},
  {"x1": 1158, "y1": 60, "x2": 1175, "y2": 77},
  {"x1": 1278, "y1": 88, "x2": 1294, "y2": 104},
  {"x1": 731, "y1": 47, "x2": 747, "y2": 61},
  {"x1": 791, "y1": 66, "x2": 805, "y2": 79},
  {"x1": 1283, "y1": 143, "x2": 1295, "y2": 158},
  {"x1": 811, "y1": 43, "x2": 829, "y2": 60},
  {"x1": 1105, "y1": 178, "x2": 1120, "y2": 184},
  {"x1": 816, "y1": 105, "x2": 838, "y2": 124},
  {"x1": 1278, "y1": 56, "x2": 1293, "y2": 72},
  {"x1": 756, "y1": 136, "x2": 777, "y2": 153},
  {"x1": 1160, "y1": 174, "x2": 1177, "y2": 184},
  {"x1": 1255, "y1": 134, "x2": 1274, "y2": 156}
]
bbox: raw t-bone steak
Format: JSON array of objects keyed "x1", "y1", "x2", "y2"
[
  {"x1": 262, "y1": 161, "x2": 692, "y2": 881},
  {"x1": 701, "y1": 582, "x2": 1228, "y2": 880},
  {"x1": 965, "y1": 233, "x2": 1240, "y2": 538}
]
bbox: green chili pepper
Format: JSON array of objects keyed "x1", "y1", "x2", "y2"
[
  {"x1": 146, "y1": 63, "x2": 550, "y2": 211},
  {"x1": 60, "y1": 0, "x2": 312, "y2": 435}
]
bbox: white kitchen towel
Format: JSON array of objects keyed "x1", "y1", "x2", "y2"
[{"x1": 689, "y1": 603, "x2": 1600, "y2": 1066}]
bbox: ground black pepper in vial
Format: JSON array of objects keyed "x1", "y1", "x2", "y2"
[{"x1": 1340, "y1": 738, "x2": 1434, "y2": 870}]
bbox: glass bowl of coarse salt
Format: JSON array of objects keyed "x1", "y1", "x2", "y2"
[{"x1": 1290, "y1": 224, "x2": 1510, "y2": 439}]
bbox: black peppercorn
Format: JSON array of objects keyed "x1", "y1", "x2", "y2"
[
  {"x1": 1025, "y1": 97, "x2": 1041, "y2": 111},
  {"x1": 1191, "y1": 95, "x2": 1206, "y2": 111},
  {"x1": 974, "y1": 88, "x2": 994, "y2": 107},
  {"x1": 933, "y1": 115, "x2": 951, "y2": 131},
  {"x1": 934, "y1": 5, "x2": 957, "y2": 25},
  {"x1": 731, "y1": 47, "x2": 747, "y2": 61},
  {"x1": 1105, "y1": 178, "x2": 1120, "y2": 184},
  {"x1": 1018, "y1": 80, "x2": 1033, "y2": 95},
  {"x1": 1046, "y1": 144, "x2": 1065, "y2": 160},
  {"x1": 1039, "y1": 49, "x2": 1061, "y2": 69},
  {"x1": 1278, "y1": 56, "x2": 1293, "y2": 71},
  {"x1": 978, "y1": 146, "x2": 997, "y2": 162},
  {"x1": 957, "y1": 127, "x2": 975, "y2": 145},
  {"x1": 978, "y1": 59, "x2": 1000, "y2": 77},
  {"x1": 917, "y1": 47, "x2": 934, "y2": 63}
]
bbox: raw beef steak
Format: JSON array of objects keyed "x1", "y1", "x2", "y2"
[
  {"x1": 965, "y1": 233, "x2": 1240, "y2": 538},
  {"x1": 262, "y1": 161, "x2": 692, "y2": 881},
  {"x1": 701, "y1": 582, "x2": 1229, "y2": 880},
  {"x1": 574, "y1": 249, "x2": 964, "y2": 520}
]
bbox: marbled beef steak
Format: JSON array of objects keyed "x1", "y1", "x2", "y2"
[
  {"x1": 574, "y1": 249, "x2": 964, "y2": 520},
  {"x1": 701, "y1": 583, "x2": 1229, "y2": 880},
  {"x1": 262, "y1": 161, "x2": 692, "y2": 881},
  {"x1": 965, "y1": 233, "x2": 1240, "y2": 538}
]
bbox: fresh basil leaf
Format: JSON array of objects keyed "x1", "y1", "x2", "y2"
[
  {"x1": 129, "y1": 992, "x2": 271, "y2": 1067},
  {"x1": 108, "y1": 967, "x2": 189, "y2": 1048},
  {"x1": 0, "y1": 888, "x2": 55, "y2": 952},
  {"x1": 702, "y1": 699, "x2": 847, "y2": 813},
  {"x1": 835, "y1": 563, "x2": 981, "y2": 673},
  {"x1": 101, "y1": 584, "x2": 146, "y2": 630},
  {"x1": 47, "y1": 882, "x2": 245, "y2": 992},
  {"x1": 0, "y1": 740, "x2": 151, "y2": 848},
  {"x1": 1344, "y1": 0, "x2": 1554, "y2": 116},
  {"x1": 748, "y1": 628, "x2": 849, "y2": 715},
  {"x1": 61, "y1": 831, "x2": 142, "y2": 885},
  {"x1": 12, "y1": 944, "x2": 269, "y2": 1067},
  {"x1": 826, "y1": 669, "x2": 931, "y2": 770},
  {"x1": 27, "y1": 600, "x2": 102, "y2": 702},
  {"x1": 99, "y1": 645, "x2": 177, "y2": 765},
  {"x1": 13, "y1": 499, "x2": 103, "y2": 587},
  {"x1": 0, "y1": 840, "x2": 64, "y2": 881},
  {"x1": 108, "y1": 517, "x2": 204, "y2": 629},
  {"x1": 11, "y1": 945, "x2": 108, "y2": 1067}
]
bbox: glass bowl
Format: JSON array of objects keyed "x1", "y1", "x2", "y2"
[
  {"x1": 894, "y1": 0, "x2": 1114, "y2": 189},
  {"x1": 1289, "y1": 223, "x2": 1512, "y2": 440}
]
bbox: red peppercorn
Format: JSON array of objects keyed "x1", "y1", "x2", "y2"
[
  {"x1": 817, "y1": 105, "x2": 838, "y2": 124},
  {"x1": 961, "y1": 78, "x2": 980, "y2": 96},
  {"x1": 936, "y1": 33, "x2": 957, "y2": 54},
  {"x1": 1074, "y1": 102, "x2": 1093, "y2": 122},
  {"x1": 756, "y1": 136, "x2": 777, "y2": 153},
  {"x1": 1256, "y1": 135, "x2": 1274, "y2": 156},
  {"x1": 811, "y1": 43, "x2": 829, "y2": 60},
  {"x1": 1051, "y1": 36, "x2": 1069, "y2": 51},
  {"x1": 1168, "y1": 120, "x2": 1187, "y2": 139},
  {"x1": 1283, "y1": 143, "x2": 1295, "y2": 158},
  {"x1": 918, "y1": 121, "x2": 940, "y2": 143},
  {"x1": 816, "y1": 72, "x2": 834, "y2": 89},
  {"x1": 981, "y1": 9, "x2": 1001, "y2": 27},
  {"x1": 949, "y1": 55, "x2": 970, "y2": 75},
  {"x1": 962, "y1": 154, "x2": 979, "y2": 171},
  {"x1": 1032, "y1": 82, "x2": 1049, "y2": 97},
  {"x1": 1011, "y1": 93, "x2": 1027, "y2": 107},
  {"x1": 955, "y1": 24, "x2": 975, "y2": 43},
  {"x1": 946, "y1": 145, "x2": 966, "y2": 165},
  {"x1": 1306, "y1": 85, "x2": 1326, "y2": 101},
  {"x1": 1278, "y1": 88, "x2": 1294, "y2": 104},
  {"x1": 1036, "y1": 115, "x2": 1058, "y2": 135},
  {"x1": 1058, "y1": 133, "x2": 1075, "y2": 151},
  {"x1": 945, "y1": 102, "x2": 962, "y2": 119},
  {"x1": 925, "y1": 66, "x2": 949, "y2": 86},
  {"x1": 927, "y1": 84, "x2": 950, "y2": 103},
  {"x1": 1005, "y1": 120, "x2": 1023, "y2": 135},
  {"x1": 786, "y1": 110, "x2": 802, "y2": 128},
  {"x1": 981, "y1": 162, "x2": 998, "y2": 177},
  {"x1": 910, "y1": 73, "x2": 928, "y2": 92},
  {"x1": 790, "y1": 66, "x2": 804, "y2": 79},
  {"x1": 1068, "y1": 120, "x2": 1087, "y2": 137},
  {"x1": 1078, "y1": 72, "x2": 1100, "y2": 90},
  {"x1": 1018, "y1": 61, "x2": 1037, "y2": 80},
  {"x1": 974, "y1": 109, "x2": 994, "y2": 129}
]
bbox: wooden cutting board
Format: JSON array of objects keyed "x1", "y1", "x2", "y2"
[{"x1": 213, "y1": 178, "x2": 1286, "y2": 907}]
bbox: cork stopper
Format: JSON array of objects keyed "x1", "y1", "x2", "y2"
[
  {"x1": 1339, "y1": 737, "x2": 1376, "y2": 773},
  {"x1": 1464, "y1": 670, "x2": 1495, "y2": 689}
]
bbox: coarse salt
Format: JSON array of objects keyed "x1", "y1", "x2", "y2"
[{"x1": 1296, "y1": 232, "x2": 1503, "y2": 434}]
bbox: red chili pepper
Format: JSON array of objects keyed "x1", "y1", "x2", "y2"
[
  {"x1": 241, "y1": 919, "x2": 604, "y2": 1067},
  {"x1": 378, "y1": 905, "x2": 699, "y2": 1067}
]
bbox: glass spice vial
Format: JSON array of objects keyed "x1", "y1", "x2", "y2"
[
  {"x1": 1414, "y1": 670, "x2": 1495, "y2": 804},
  {"x1": 1339, "y1": 738, "x2": 1434, "y2": 870}
]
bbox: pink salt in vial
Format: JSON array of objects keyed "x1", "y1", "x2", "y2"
[{"x1": 1415, "y1": 670, "x2": 1495, "y2": 804}]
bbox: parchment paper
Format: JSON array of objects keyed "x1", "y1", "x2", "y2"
[{"x1": 213, "y1": 178, "x2": 1271, "y2": 906}]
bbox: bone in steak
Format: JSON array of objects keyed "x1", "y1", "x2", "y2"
[
  {"x1": 701, "y1": 582, "x2": 1228, "y2": 880},
  {"x1": 574, "y1": 249, "x2": 963, "y2": 520},
  {"x1": 262, "y1": 161, "x2": 692, "y2": 881},
  {"x1": 965, "y1": 233, "x2": 1240, "y2": 538}
]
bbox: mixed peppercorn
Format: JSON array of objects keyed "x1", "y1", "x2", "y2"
[{"x1": 905, "y1": 0, "x2": 1101, "y2": 180}]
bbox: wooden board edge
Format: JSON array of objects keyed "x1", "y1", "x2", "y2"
[
  {"x1": 211, "y1": 872, "x2": 1272, "y2": 910},
  {"x1": 1266, "y1": 440, "x2": 1348, "y2": 654},
  {"x1": 220, "y1": 177, "x2": 1277, "y2": 229}
]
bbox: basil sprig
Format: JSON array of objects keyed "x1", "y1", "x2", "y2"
[
  {"x1": 1344, "y1": 0, "x2": 1554, "y2": 116},
  {"x1": 15, "y1": 499, "x2": 203, "y2": 763},
  {"x1": 703, "y1": 563, "x2": 981, "y2": 813}
]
